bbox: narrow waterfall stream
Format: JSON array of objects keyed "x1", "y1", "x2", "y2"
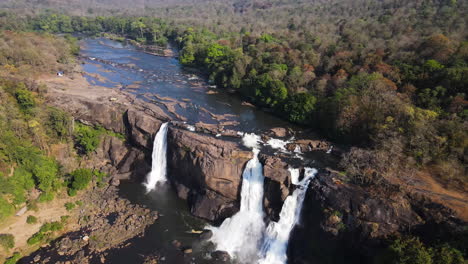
[
  {"x1": 209, "y1": 145, "x2": 266, "y2": 262},
  {"x1": 258, "y1": 167, "x2": 318, "y2": 264},
  {"x1": 144, "y1": 122, "x2": 169, "y2": 191}
]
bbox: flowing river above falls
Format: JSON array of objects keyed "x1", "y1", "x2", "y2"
[
  {"x1": 79, "y1": 38, "x2": 337, "y2": 264},
  {"x1": 80, "y1": 38, "x2": 296, "y2": 133}
]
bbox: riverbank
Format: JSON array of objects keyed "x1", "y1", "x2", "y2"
[{"x1": 19, "y1": 39, "x2": 467, "y2": 263}]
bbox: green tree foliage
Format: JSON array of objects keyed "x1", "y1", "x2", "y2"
[
  {"x1": 0, "y1": 234, "x2": 14, "y2": 250},
  {"x1": 47, "y1": 107, "x2": 72, "y2": 140},
  {"x1": 4, "y1": 252, "x2": 21, "y2": 264},
  {"x1": 26, "y1": 215, "x2": 37, "y2": 224},
  {"x1": 14, "y1": 89, "x2": 35, "y2": 114},
  {"x1": 0, "y1": 197, "x2": 14, "y2": 221},
  {"x1": 69, "y1": 168, "x2": 92, "y2": 191},
  {"x1": 379, "y1": 237, "x2": 465, "y2": 264},
  {"x1": 64, "y1": 202, "x2": 75, "y2": 211},
  {"x1": 27, "y1": 221, "x2": 64, "y2": 245},
  {"x1": 386, "y1": 237, "x2": 433, "y2": 264},
  {"x1": 73, "y1": 123, "x2": 101, "y2": 154},
  {"x1": 284, "y1": 93, "x2": 317, "y2": 123}
]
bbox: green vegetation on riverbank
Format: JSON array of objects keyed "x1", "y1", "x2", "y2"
[
  {"x1": 0, "y1": 2, "x2": 466, "y2": 263},
  {"x1": 1, "y1": 9, "x2": 465, "y2": 191}
]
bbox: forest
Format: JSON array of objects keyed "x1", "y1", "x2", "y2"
[
  {"x1": 0, "y1": 0, "x2": 466, "y2": 262},
  {"x1": 0, "y1": 0, "x2": 465, "y2": 191}
]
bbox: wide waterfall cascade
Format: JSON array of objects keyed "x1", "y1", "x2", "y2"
[
  {"x1": 258, "y1": 167, "x2": 318, "y2": 264},
  {"x1": 209, "y1": 147, "x2": 266, "y2": 262},
  {"x1": 144, "y1": 122, "x2": 169, "y2": 192}
]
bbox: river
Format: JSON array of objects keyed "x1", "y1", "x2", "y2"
[{"x1": 79, "y1": 38, "x2": 335, "y2": 264}]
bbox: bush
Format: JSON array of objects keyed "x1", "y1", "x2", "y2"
[
  {"x1": 69, "y1": 168, "x2": 92, "y2": 191},
  {"x1": 4, "y1": 252, "x2": 21, "y2": 264},
  {"x1": 64, "y1": 202, "x2": 75, "y2": 211},
  {"x1": 60, "y1": 215, "x2": 70, "y2": 223},
  {"x1": 26, "y1": 215, "x2": 37, "y2": 224},
  {"x1": 47, "y1": 107, "x2": 71, "y2": 140},
  {"x1": 380, "y1": 237, "x2": 465, "y2": 264},
  {"x1": 74, "y1": 123, "x2": 101, "y2": 154},
  {"x1": 0, "y1": 234, "x2": 15, "y2": 250},
  {"x1": 386, "y1": 237, "x2": 433, "y2": 264},
  {"x1": 38, "y1": 192, "x2": 55, "y2": 202},
  {"x1": 432, "y1": 244, "x2": 464, "y2": 264},
  {"x1": 14, "y1": 89, "x2": 35, "y2": 114},
  {"x1": 0, "y1": 197, "x2": 14, "y2": 221},
  {"x1": 26, "y1": 232, "x2": 44, "y2": 245},
  {"x1": 67, "y1": 188, "x2": 77, "y2": 197}
]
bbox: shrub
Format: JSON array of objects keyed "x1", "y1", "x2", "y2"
[
  {"x1": 60, "y1": 215, "x2": 70, "y2": 223},
  {"x1": 26, "y1": 215, "x2": 37, "y2": 224},
  {"x1": 0, "y1": 234, "x2": 15, "y2": 250},
  {"x1": 26, "y1": 232, "x2": 44, "y2": 245},
  {"x1": 0, "y1": 197, "x2": 14, "y2": 221},
  {"x1": 14, "y1": 89, "x2": 35, "y2": 114},
  {"x1": 47, "y1": 107, "x2": 71, "y2": 140},
  {"x1": 384, "y1": 237, "x2": 433, "y2": 264},
  {"x1": 64, "y1": 202, "x2": 75, "y2": 211},
  {"x1": 432, "y1": 244, "x2": 464, "y2": 264},
  {"x1": 74, "y1": 123, "x2": 101, "y2": 154},
  {"x1": 67, "y1": 188, "x2": 77, "y2": 197},
  {"x1": 69, "y1": 168, "x2": 92, "y2": 191},
  {"x1": 4, "y1": 252, "x2": 21, "y2": 264},
  {"x1": 38, "y1": 192, "x2": 55, "y2": 202}
]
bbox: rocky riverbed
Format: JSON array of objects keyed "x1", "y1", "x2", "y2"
[
  {"x1": 19, "y1": 185, "x2": 158, "y2": 264},
  {"x1": 24, "y1": 38, "x2": 467, "y2": 264}
]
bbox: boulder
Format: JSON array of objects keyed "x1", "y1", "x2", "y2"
[
  {"x1": 211, "y1": 251, "x2": 231, "y2": 262},
  {"x1": 268, "y1": 127, "x2": 289, "y2": 138}
]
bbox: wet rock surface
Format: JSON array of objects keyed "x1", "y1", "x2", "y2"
[{"x1": 19, "y1": 186, "x2": 158, "y2": 264}]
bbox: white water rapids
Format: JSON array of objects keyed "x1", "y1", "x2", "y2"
[
  {"x1": 144, "y1": 122, "x2": 169, "y2": 191},
  {"x1": 209, "y1": 147, "x2": 266, "y2": 262},
  {"x1": 208, "y1": 134, "x2": 318, "y2": 264},
  {"x1": 258, "y1": 167, "x2": 317, "y2": 264}
]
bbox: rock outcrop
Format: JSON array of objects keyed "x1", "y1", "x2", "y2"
[
  {"x1": 166, "y1": 128, "x2": 252, "y2": 222},
  {"x1": 288, "y1": 169, "x2": 467, "y2": 263}
]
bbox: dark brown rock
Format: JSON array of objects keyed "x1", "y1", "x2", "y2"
[
  {"x1": 167, "y1": 127, "x2": 252, "y2": 221},
  {"x1": 125, "y1": 109, "x2": 163, "y2": 149},
  {"x1": 211, "y1": 250, "x2": 231, "y2": 262},
  {"x1": 269, "y1": 127, "x2": 288, "y2": 137}
]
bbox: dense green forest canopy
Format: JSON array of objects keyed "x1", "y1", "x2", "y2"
[
  {"x1": 0, "y1": 0, "x2": 466, "y2": 189},
  {"x1": 0, "y1": 1, "x2": 466, "y2": 263}
]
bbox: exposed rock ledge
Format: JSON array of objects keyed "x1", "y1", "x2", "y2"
[{"x1": 43, "y1": 72, "x2": 467, "y2": 262}]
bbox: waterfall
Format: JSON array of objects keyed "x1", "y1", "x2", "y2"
[
  {"x1": 144, "y1": 122, "x2": 169, "y2": 191},
  {"x1": 258, "y1": 167, "x2": 317, "y2": 264},
  {"x1": 209, "y1": 147, "x2": 266, "y2": 262}
]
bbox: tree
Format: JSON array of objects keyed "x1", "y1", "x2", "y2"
[
  {"x1": 70, "y1": 168, "x2": 92, "y2": 191},
  {"x1": 284, "y1": 93, "x2": 317, "y2": 123},
  {"x1": 386, "y1": 237, "x2": 433, "y2": 264}
]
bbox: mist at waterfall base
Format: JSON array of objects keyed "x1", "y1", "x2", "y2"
[
  {"x1": 209, "y1": 133, "x2": 318, "y2": 264},
  {"x1": 144, "y1": 122, "x2": 169, "y2": 191},
  {"x1": 258, "y1": 168, "x2": 318, "y2": 264},
  {"x1": 208, "y1": 148, "x2": 266, "y2": 262}
]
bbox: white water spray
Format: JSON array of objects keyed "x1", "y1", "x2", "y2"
[
  {"x1": 144, "y1": 122, "x2": 169, "y2": 191},
  {"x1": 258, "y1": 167, "x2": 317, "y2": 264},
  {"x1": 209, "y1": 134, "x2": 265, "y2": 262}
]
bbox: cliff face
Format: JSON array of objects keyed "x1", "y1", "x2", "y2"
[{"x1": 49, "y1": 84, "x2": 466, "y2": 263}]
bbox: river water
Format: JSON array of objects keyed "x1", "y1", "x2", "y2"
[
  {"x1": 79, "y1": 38, "x2": 335, "y2": 264},
  {"x1": 80, "y1": 38, "x2": 294, "y2": 132}
]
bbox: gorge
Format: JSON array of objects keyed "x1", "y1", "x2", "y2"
[{"x1": 15, "y1": 37, "x2": 466, "y2": 264}]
